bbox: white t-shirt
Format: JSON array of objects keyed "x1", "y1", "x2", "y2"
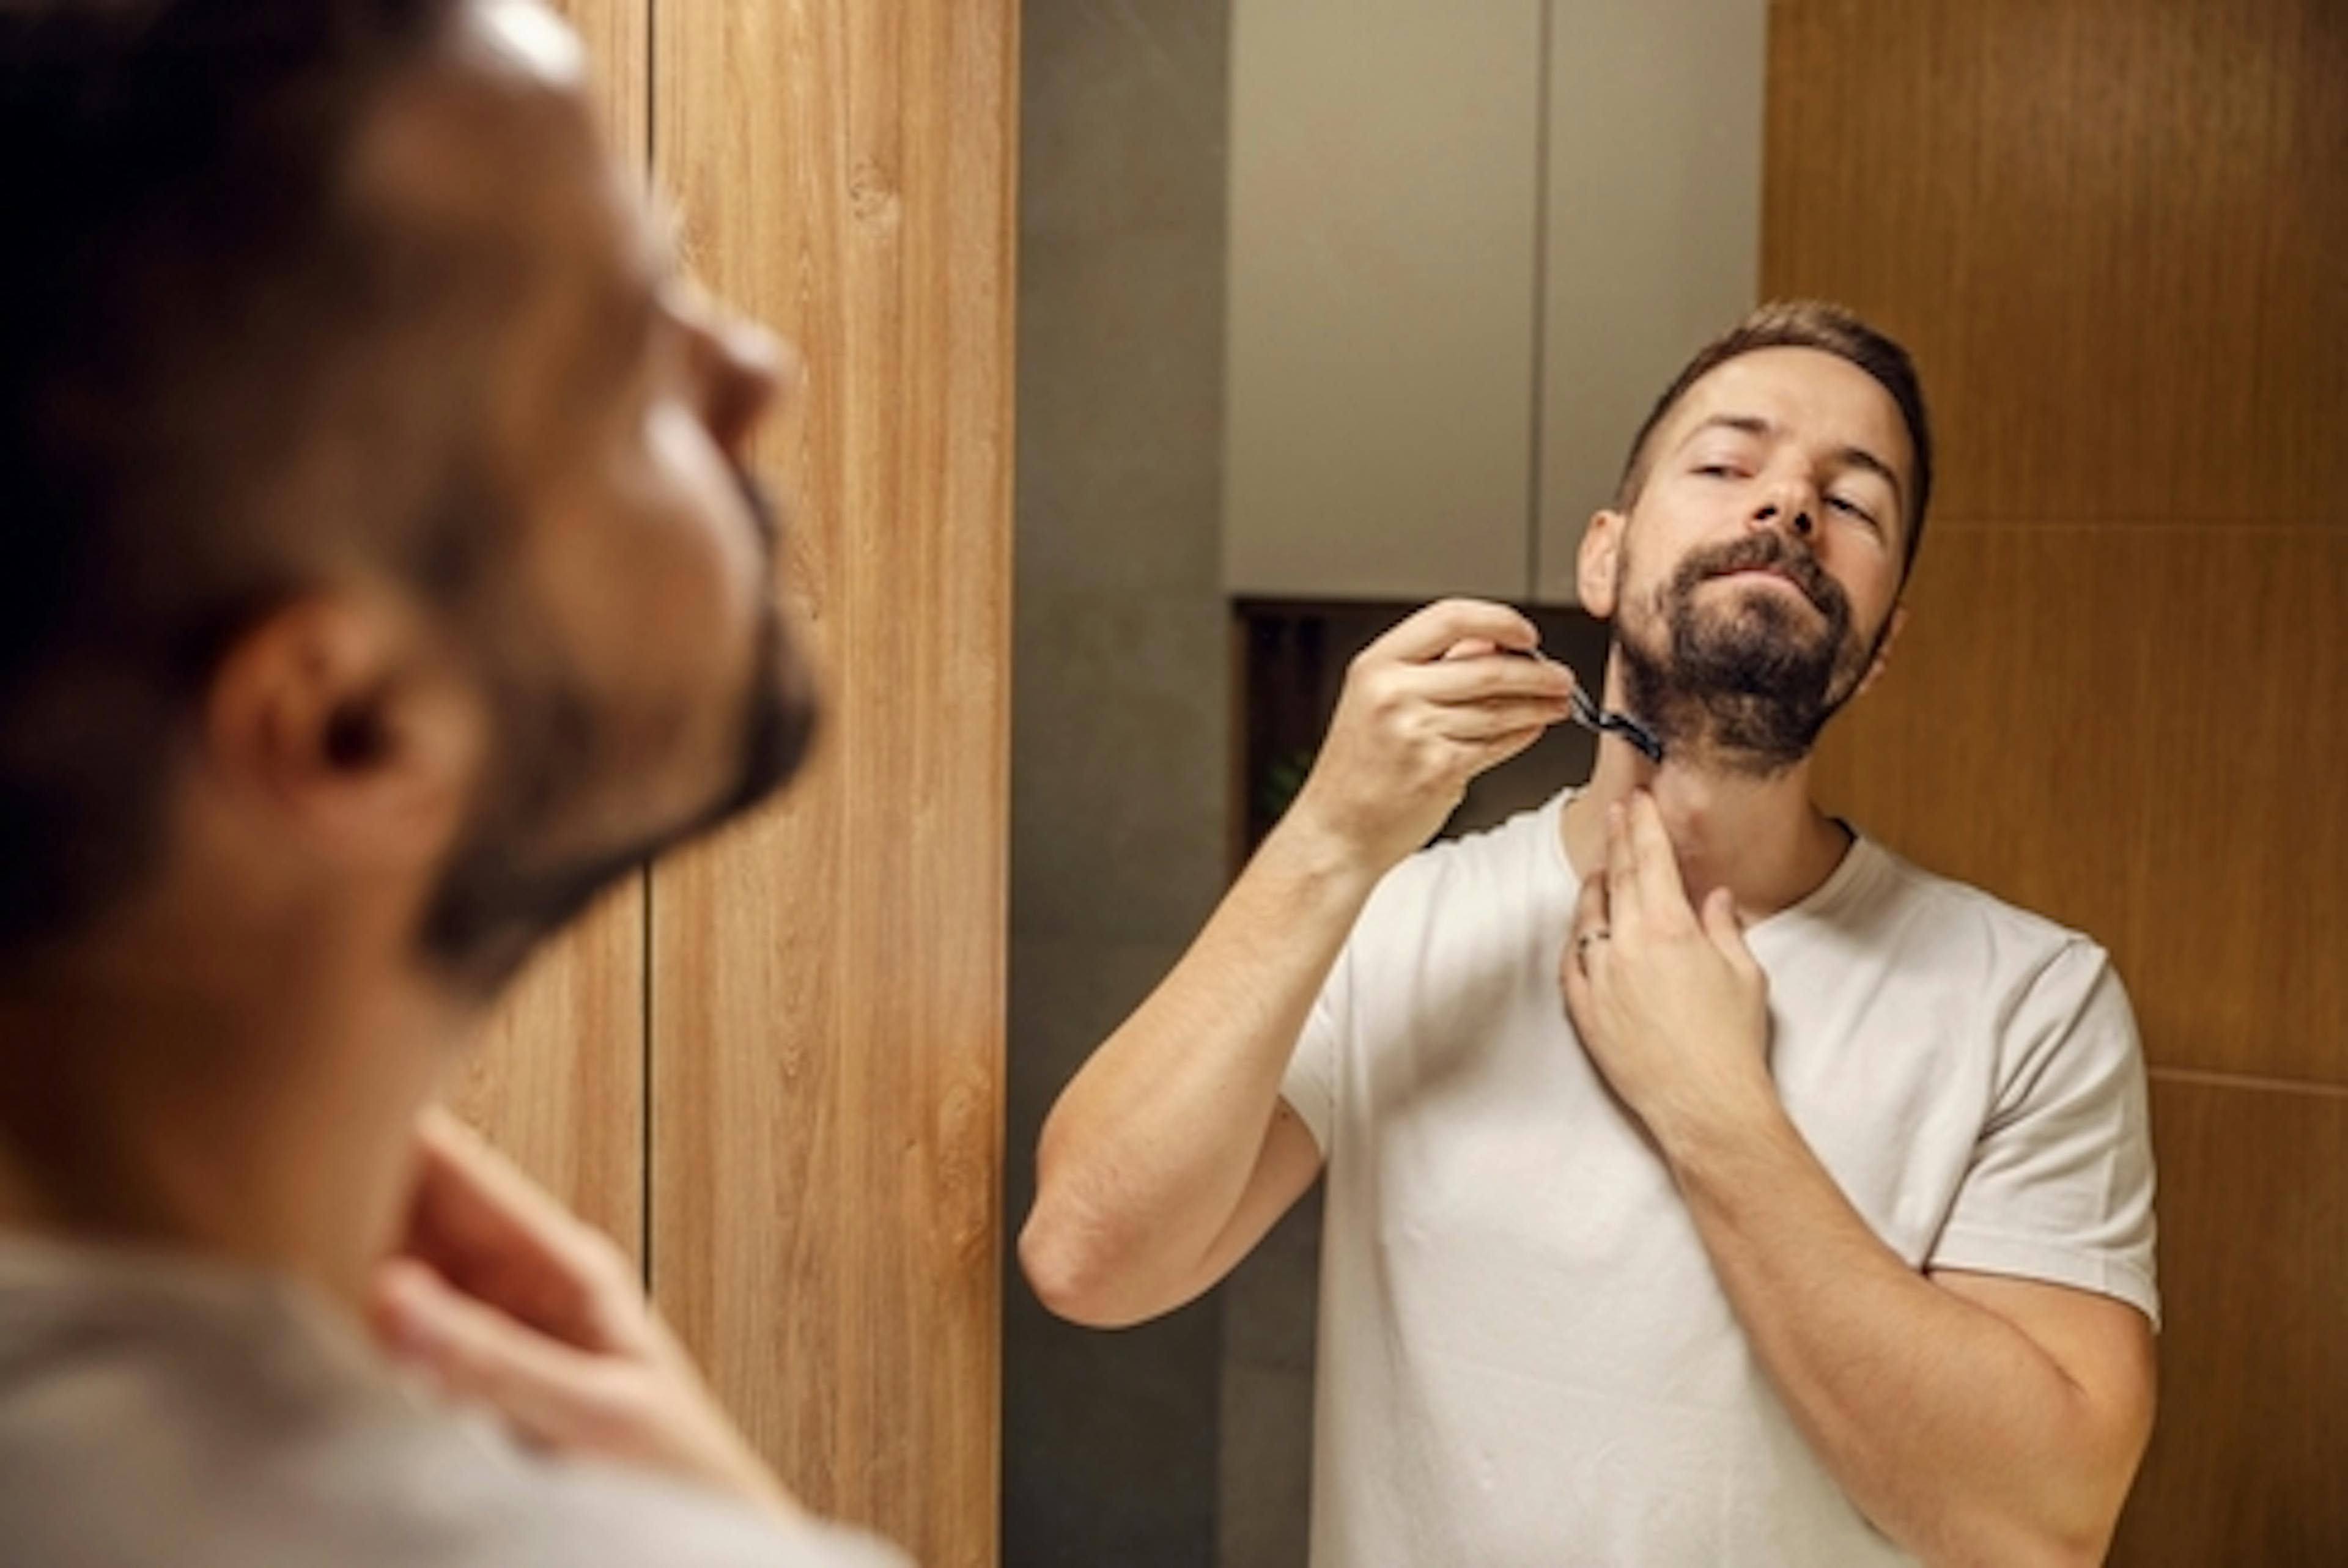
[
  {"x1": 1279, "y1": 790, "x2": 2158, "y2": 1568},
  {"x1": 0, "y1": 1239, "x2": 909, "y2": 1568}
]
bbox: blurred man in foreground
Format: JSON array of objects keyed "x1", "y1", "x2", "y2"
[{"x1": 0, "y1": 2, "x2": 898, "y2": 1562}]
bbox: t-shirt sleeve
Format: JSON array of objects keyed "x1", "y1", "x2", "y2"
[
  {"x1": 1278, "y1": 940, "x2": 1351, "y2": 1156},
  {"x1": 1928, "y1": 939, "x2": 2160, "y2": 1327}
]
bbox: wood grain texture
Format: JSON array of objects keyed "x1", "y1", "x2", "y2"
[
  {"x1": 2108, "y1": 1075, "x2": 2348, "y2": 1564},
  {"x1": 1765, "y1": 0, "x2": 2348, "y2": 525},
  {"x1": 1809, "y1": 525, "x2": 2348, "y2": 1086},
  {"x1": 648, "y1": 4, "x2": 1016, "y2": 1564},
  {"x1": 1767, "y1": 1, "x2": 2346, "y2": 1558},
  {"x1": 448, "y1": 0, "x2": 651, "y2": 1262}
]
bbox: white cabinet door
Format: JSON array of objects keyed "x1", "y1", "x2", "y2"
[
  {"x1": 1535, "y1": 0, "x2": 1765, "y2": 604},
  {"x1": 1224, "y1": 0, "x2": 1545, "y2": 602}
]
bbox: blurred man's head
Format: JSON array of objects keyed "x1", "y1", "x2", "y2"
[
  {"x1": 1576, "y1": 301, "x2": 1931, "y2": 775},
  {"x1": 0, "y1": 0, "x2": 815, "y2": 994}
]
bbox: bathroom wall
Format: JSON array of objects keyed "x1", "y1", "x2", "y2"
[{"x1": 1006, "y1": 1, "x2": 1234, "y2": 1562}]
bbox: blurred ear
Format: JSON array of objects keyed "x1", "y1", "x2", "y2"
[
  {"x1": 202, "y1": 592, "x2": 484, "y2": 870},
  {"x1": 1851, "y1": 602, "x2": 1909, "y2": 702},
  {"x1": 1577, "y1": 509, "x2": 1627, "y2": 619}
]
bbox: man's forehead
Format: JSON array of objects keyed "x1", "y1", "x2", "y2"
[
  {"x1": 464, "y1": 0, "x2": 590, "y2": 88},
  {"x1": 1667, "y1": 347, "x2": 1911, "y2": 468},
  {"x1": 348, "y1": 4, "x2": 637, "y2": 287}
]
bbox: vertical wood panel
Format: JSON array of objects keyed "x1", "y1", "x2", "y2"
[
  {"x1": 448, "y1": 0, "x2": 650, "y2": 1264},
  {"x1": 1765, "y1": 1, "x2": 2346, "y2": 1556},
  {"x1": 1765, "y1": 0, "x2": 2347, "y2": 525},
  {"x1": 2110, "y1": 1077, "x2": 2347, "y2": 1564},
  {"x1": 1811, "y1": 525, "x2": 2348, "y2": 1086},
  {"x1": 649, "y1": 4, "x2": 1016, "y2": 1565}
]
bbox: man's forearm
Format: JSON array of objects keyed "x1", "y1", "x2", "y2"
[
  {"x1": 1658, "y1": 1095, "x2": 2143, "y2": 1566},
  {"x1": 1021, "y1": 814, "x2": 1373, "y2": 1323}
]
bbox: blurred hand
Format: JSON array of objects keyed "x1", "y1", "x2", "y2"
[
  {"x1": 1560, "y1": 792, "x2": 1775, "y2": 1143},
  {"x1": 367, "y1": 1108, "x2": 797, "y2": 1518},
  {"x1": 1284, "y1": 598, "x2": 1578, "y2": 875}
]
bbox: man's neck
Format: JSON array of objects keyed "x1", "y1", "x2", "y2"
[
  {"x1": 1561, "y1": 672, "x2": 1851, "y2": 921},
  {"x1": 0, "y1": 924, "x2": 467, "y2": 1310}
]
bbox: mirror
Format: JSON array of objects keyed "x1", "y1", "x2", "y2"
[{"x1": 1005, "y1": 1, "x2": 2344, "y2": 1564}]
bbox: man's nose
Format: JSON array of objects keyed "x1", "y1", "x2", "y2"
[{"x1": 1749, "y1": 478, "x2": 1817, "y2": 541}]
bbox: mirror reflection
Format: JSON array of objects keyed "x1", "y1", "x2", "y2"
[{"x1": 1008, "y1": 1, "x2": 2344, "y2": 1565}]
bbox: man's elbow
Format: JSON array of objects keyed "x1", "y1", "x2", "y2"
[
  {"x1": 1017, "y1": 1202, "x2": 1152, "y2": 1330},
  {"x1": 1928, "y1": 1465, "x2": 2139, "y2": 1568}
]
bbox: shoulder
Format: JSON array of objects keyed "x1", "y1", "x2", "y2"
[
  {"x1": 1861, "y1": 844, "x2": 2116, "y2": 986},
  {"x1": 1854, "y1": 843, "x2": 2135, "y2": 1049}
]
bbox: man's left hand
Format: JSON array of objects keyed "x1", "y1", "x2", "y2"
[{"x1": 1560, "y1": 791, "x2": 1776, "y2": 1143}]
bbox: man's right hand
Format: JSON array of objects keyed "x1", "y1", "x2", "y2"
[
  {"x1": 367, "y1": 1109, "x2": 798, "y2": 1519},
  {"x1": 1285, "y1": 598, "x2": 1579, "y2": 875}
]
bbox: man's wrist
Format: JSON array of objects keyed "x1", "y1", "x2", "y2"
[
  {"x1": 1641, "y1": 1064, "x2": 1790, "y2": 1183},
  {"x1": 1261, "y1": 804, "x2": 1390, "y2": 899}
]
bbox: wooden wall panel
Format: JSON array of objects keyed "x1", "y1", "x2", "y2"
[
  {"x1": 649, "y1": 4, "x2": 1016, "y2": 1566},
  {"x1": 449, "y1": 0, "x2": 650, "y2": 1262},
  {"x1": 2108, "y1": 1077, "x2": 2347, "y2": 1564},
  {"x1": 1813, "y1": 525, "x2": 2348, "y2": 1086},
  {"x1": 1766, "y1": 0, "x2": 2346, "y2": 1557},
  {"x1": 1765, "y1": 0, "x2": 2347, "y2": 525}
]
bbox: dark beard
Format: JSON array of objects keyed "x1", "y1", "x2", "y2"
[
  {"x1": 1615, "y1": 531, "x2": 1884, "y2": 777},
  {"x1": 418, "y1": 477, "x2": 818, "y2": 992}
]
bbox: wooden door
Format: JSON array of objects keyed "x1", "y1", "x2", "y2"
[
  {"x1": 1765, "y1": 0, "x2": 2347, "y2": 1558},
  {"x1": 649, "y1": 5, "x2": 1017, "y2": 1566}
]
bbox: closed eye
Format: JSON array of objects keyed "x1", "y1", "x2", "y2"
[
  {"x1": 1693, "y1": 463, "x2": 1746, "y2": 479},
  {"x1": 1828, "y1": 494, "x2": 1880, "y2": 528}
]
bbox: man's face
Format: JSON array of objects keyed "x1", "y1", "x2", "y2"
[
  {"x1": 369, "y1": 4, "x2": 817, "y2": 984},
  {"x1": 1595, "y1": 347, "x2": 1913, "y2": 772}
]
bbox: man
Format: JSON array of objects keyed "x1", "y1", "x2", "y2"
[
  {"x1": 0, "y1": 1, "x2": 899, "y2": 1562},
  {"x1": 1024, "y1": 302, "x2": 2159, "y2": 1565}
]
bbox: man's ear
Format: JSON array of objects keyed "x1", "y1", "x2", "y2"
[
  {"x1": 1851, "y1": 602, "x2": 1909, "y2": 702},
  {"x1": 202, "y1": 593, "x2": 484, "y2": 867},
  {"x1": 1578, "y1": 509, "x2": 1626, "y2": 619}
]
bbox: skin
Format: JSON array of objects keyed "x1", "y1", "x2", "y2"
[
  {"x1": 1024, "y1": 345, "x2": 2154, "y2": 1564},
  {"x1": 0, "y1": 0, "x2": 808, "y2": 1515}
]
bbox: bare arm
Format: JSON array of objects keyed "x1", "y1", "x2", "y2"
[
  {"x1": 1562, "y1": 794, "x2": 2155, "y2": 1566},
  {"x1": 1021, "y1": 600, "x2": 1579, "y2": 1328}
]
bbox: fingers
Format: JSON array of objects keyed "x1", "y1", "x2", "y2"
[
  {"x1": 1433, "y1": 698, "x2": 1577, "y2": 745},
  {"x1": 1700, "y1": 885, "x2": 1758, "y2": 975},
  {"x1": 368, "y1": 1259, "x2": 624, "y2": 1454},
  {"x1": 1365, "y1": 599, "x2": 1541, "y2": 665},
  {"x1": 1560, "y1": 870, "x2": 1608, "y2": 1029},
  {"x1": 1602, "y1": 798, "x2": 1643, "y2": 929},
  {"x1": 1396, "y1": 653, "x2": 1577, "y2": 711},
  {"x1": 1623, "y1": 791, "x2": 1691, "y2": 915},
  {"x1": 1568, "y1": 863, "x2": 1611, "y2": 970},
  {"x1": 399, "y1": 1108, "x2": 630, "y2": 1348}
]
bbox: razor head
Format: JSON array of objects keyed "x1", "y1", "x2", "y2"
[{"x1": 1570, "y1": 688, "x2": 1665, "y2": 765}]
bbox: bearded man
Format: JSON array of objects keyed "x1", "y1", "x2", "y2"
[
  {"x1": 0, "y1": 2, "x2": 901, "y2": 1562},
  {"x1": 1021, "y1": 302, "x2": 2159, "y2": 1567}
]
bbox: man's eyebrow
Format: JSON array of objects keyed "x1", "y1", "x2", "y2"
[{"x1": 1678, "y1": 413, "x2": 1774, "y2": 447}]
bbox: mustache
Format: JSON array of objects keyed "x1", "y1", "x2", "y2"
[{"x1": 1677, "y1": 531, "x2": 1845, "y2": 619}]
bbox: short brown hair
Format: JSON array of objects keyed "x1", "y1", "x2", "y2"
[
  {"x1": 1615, "y1": 300, "x2": 1933, "y2": 575},
  {"x1": 0, "y1": 0, "x2": 463, "y2": 954}
]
